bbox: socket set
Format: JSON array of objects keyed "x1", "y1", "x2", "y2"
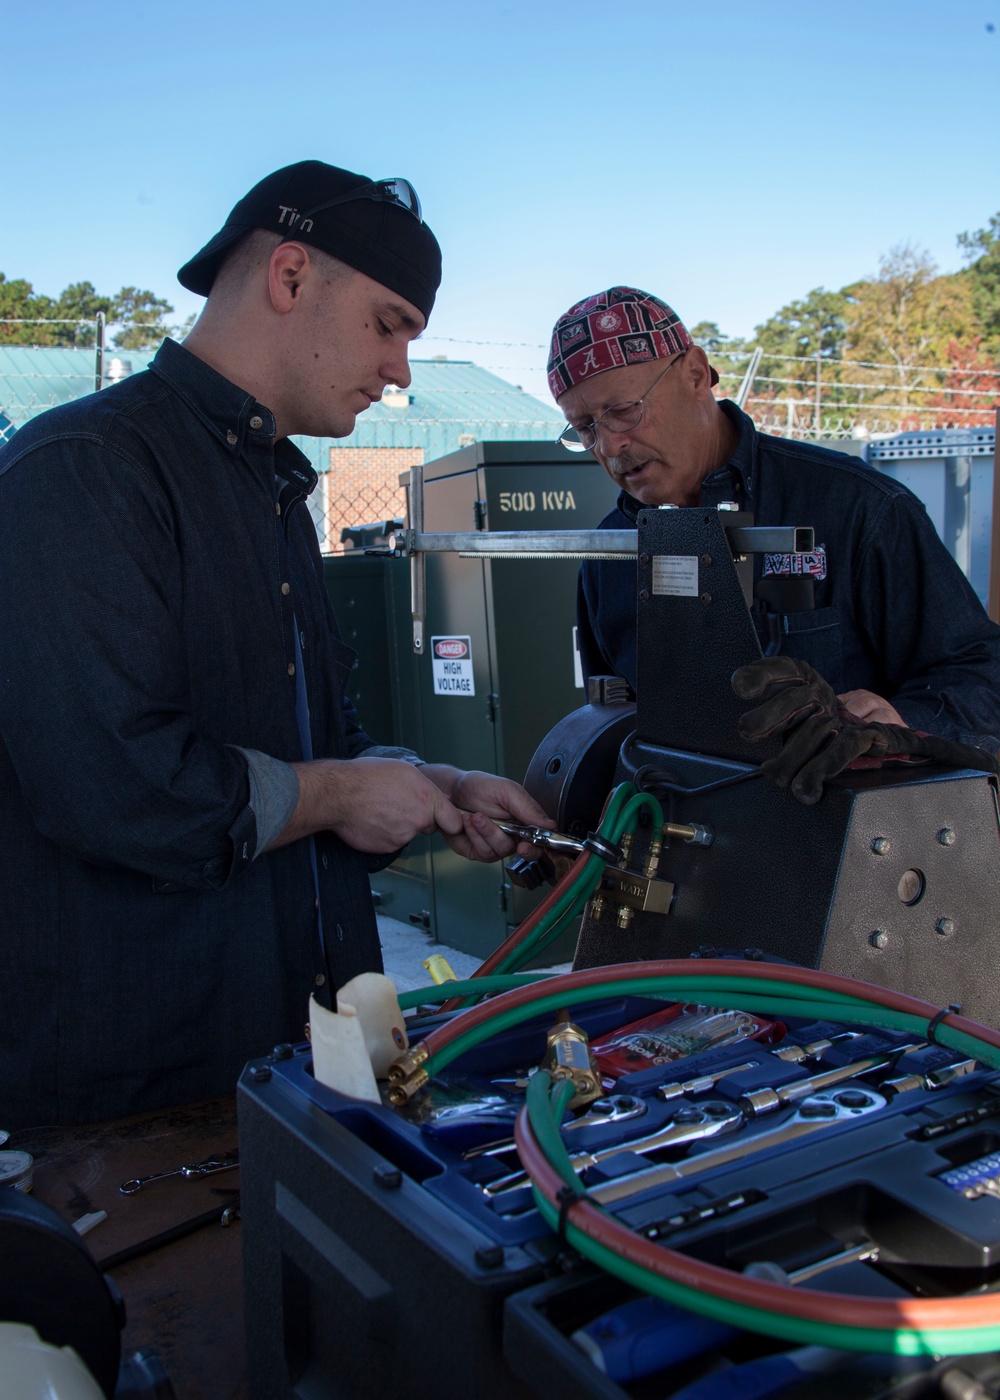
[{"x1": 239, "y1": 995, "x2": 1000, "y2": 1399}]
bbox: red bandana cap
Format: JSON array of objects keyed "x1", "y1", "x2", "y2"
[{"x1": 547, "y1": 286, "x2": 718, "y2": 400}]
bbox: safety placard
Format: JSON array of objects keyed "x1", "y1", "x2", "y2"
[
  {"x1": 431, "y1": 636, "x2": 476, "y2": 696},
  {"x1": 652, "y1": 555, "x2": 699, "y2": 597}
]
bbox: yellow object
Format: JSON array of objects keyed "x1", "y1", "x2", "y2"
[{"x1": 422, "y1": 955, "x2": 458, "y2": 984}]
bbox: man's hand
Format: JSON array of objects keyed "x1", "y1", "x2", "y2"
[
  {"x1": 733, "y1": 657, "x2": 1000, "y2": 803},
  {"x1": 277, "y1": 756, "x2": 471, "y2": 854},
  {"x1": 837, "y1": 689, "x2": 905, "y2": 726},
  {"x1": 421, "y1": 765, "x2": 555, "y2": 862},
  {"x1": 270, "y1": 757, "x2": 555, "y2": 861}
]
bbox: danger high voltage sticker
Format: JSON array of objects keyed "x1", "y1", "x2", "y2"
[{"x1": 431, "y1": 636, "x2": 475, "y2": 696}]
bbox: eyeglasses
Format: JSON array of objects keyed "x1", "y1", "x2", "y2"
[
  {"x1": 297, "y1": 178, "x2": 423, "y2": 228},
  {"x1": 557, "y1": 351, "x2": 687, "y2": 452}
]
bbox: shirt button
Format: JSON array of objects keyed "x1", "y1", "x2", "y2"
[
  {"x1": 226, "y1": 430, "x2": 237, "y2": 445},
  {"x1": 287, "y1": 663, "x2": 295, "y2": 676},
  {"x1": 315, "y1": 973, "x2": 325, "y2": 987},
  {"x1": 281, "y1": 582, "x2": 290, "y2": 596},
  {"x1": 249, "y1": 415, "x2": 264, "y2": 430}
]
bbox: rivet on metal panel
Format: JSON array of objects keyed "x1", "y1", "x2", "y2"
[
  {"x1": 937, "y1": 828, "x2": 957, "y2": 846},
  {"x1": 639, "y1": 589, "x2": 650, "y2": 602},
  {"x1": 700, "y1": 593, "x2": 712, "y2": 605},
  {"x1": 869, "y1": 930, "x2": 889, "y2": 950},
  {"x1": 701, "y1": 554, "x2": 712, "y2": 566},
  {"x1": 639, "y1": 553, "x2": 649, "y2": 565}
]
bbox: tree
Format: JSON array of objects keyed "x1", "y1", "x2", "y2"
[
  {"x1": 0, "y1": 274, "x2": 58, "y2": 345},
  {"x1": 958, "y1": 212, "x2": 1000, "y2": 356},
  {"x1": 752, "y1": 287, "x2": 850, "y2": 362},
  {"x1": 0, "y1": 275, "x2": 174, "y2": 349},
  {"x1": 842, "y1": 243, "x2": 977, "y2": 404},
  {"x1": 110, "y1": 287, "x2": 175, "y2": 349},
  {"x1": 50, "y1": 282, "x2": 114, "y2": 348}
]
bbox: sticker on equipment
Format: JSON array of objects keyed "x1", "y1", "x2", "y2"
[
  {"x1": 652, "y1": 555, "x2": 699, "y2": 597},
  {"x1": 431, "y1": 636, "x2": 475, "y2": 696}
]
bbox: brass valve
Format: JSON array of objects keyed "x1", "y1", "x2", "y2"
[{"x1": 540, "y1": 1009, "x2": 603, "y2": 1108}]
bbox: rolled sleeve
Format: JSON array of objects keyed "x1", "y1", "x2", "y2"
[{"x1": 233, "y1": 747, "x2": 301, "y2": 855}]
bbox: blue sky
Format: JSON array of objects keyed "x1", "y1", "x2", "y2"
[{"x1": 4, "y1": 0, "x2": 998, "y2": 397}]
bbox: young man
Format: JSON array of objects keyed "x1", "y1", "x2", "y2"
[
  {"x1": 549, "y1": 285, "x2": 1000, "y2": 756},
  {"x1": 0, "y1": 161, "x2": 549, "y2": 1126}
]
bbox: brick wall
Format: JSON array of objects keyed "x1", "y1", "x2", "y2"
[{"x1": 321, "y1": 445, "x2": 425, "y2": 550}]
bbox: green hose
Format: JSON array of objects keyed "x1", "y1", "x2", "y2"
[
  {"x1": 422, "y1": 976, "x2": 995, "y2": 1081},
  {"x1": 525, "y1": 1062, "x2": 1000, "y2": 1354},
  {"x1": 609, "y1": 791, "x2": 666, "y2": 842}
]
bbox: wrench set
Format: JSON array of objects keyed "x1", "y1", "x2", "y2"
[{"x1": 240, "y1": 993, "x2": 1000, "y2": 1399}]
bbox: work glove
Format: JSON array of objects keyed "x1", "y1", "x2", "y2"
[{"x1": 732, "y1": 656, "x2": 1000, "y2": 805}]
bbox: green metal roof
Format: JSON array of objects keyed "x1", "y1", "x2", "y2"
[
  {"x1": 0, "y1": 346, "x2": 155, "y2": 426},
  {"x1": 293, "y1": 358, "x2": 563, "y2": 468},
  {"x1": 0, "y1": 347, "x2": 561, "y2": 463}
]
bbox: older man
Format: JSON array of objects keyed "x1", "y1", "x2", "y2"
[
  {"x1": 0, "y1": 161, "x2": 549, "y2": 1127},
  {"x1": 548, "y1": 286, "x2": 1000, "y2": 755}
]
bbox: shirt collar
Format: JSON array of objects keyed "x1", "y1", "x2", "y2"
[
  {"x1": 615, "y1": 398, "x2": 757, "y2": 521},
  {"x1": 149, "y1": 338, "x2": 316, "y2": 493}
]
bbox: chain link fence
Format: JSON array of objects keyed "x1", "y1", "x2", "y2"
[{"x1": 3, "y1": 321, "x2": 998, "y2": 546}]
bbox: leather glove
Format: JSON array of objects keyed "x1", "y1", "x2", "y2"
[{"x1": 732, "y1": 657, "x2": 1000, "y2": 805}]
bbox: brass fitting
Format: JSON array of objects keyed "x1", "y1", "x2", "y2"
[
  {"x1": 588, "y1": 894, "x2": 605, "y2": 920},
  {"x1": 618, "y1": 832, "x2": 634, "y2": 869},
  {"x1": 387, "y1": 1068, "x2": 429, "y2": 1106},
  {"x1": 541, "y1": 1009, "x2": 603, "y2": 1108},
  {"x1": 387, "y1": 1043, "x2": 429, "y2": 1085},
  {"x1": 616, "y1": 904, "x2": 634, "y2": 930},
  {"x1": 644, "y1": 839, "x2": 663, "y2": 879}
]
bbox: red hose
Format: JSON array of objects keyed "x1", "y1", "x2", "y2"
[
  {"x1": 423, "y1": 958, "x2": 1000, "y2": 1060},
  {"x1": 439, "y1": 851, "x2": 591, "y2": 1012},
  {"x1": 513, "y1": 1104, "x2": 1000, "y2": 1331}
]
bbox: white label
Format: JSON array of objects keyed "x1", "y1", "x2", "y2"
[
  {"x1": 572, "y1": 626, "x2": 584, "y2": 689},
  {"x1": 652, "y1": 555, "x2": 699, "y2": 597},
  {"x1": 431, "y1": 636, "x2": 476, "y2": 696}
]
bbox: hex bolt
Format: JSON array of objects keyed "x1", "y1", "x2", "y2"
[
  {"x1": 475, "y1": 1244, "x2": 504, "y2": 1269},
  {"x1": 374, "y1": 1165, "x2": 402, "y2": 1189},
  {"x1": 249, "y1": 1064, "x2": 272, "y2": 1083},
  {"x1": 272, "y1": 1043, "x2": 293, "y2": 1061},
  {"x1": 871, "y1": 837, "x2": 892, "y2": 856},
  {"x1": 869, "y1": 930, "x2": 889, "y2": 950},
  {"x1": 937, "y1": 828, "x2": 957, "y2": 847},
  {"x1": 936, "y1": 917, "x2": 956, "y2": 937}
]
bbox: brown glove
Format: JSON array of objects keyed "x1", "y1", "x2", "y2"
[{"x1": 732, "y1": 657, "x2": 1000, "y2": 804}]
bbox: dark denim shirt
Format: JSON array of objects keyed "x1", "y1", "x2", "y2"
[
  {"x1": 0, "y1": 339, "x2": 390, "y2": 1126},
  {"x1": 578, "y1": 400, "x2": 1000, "y2": 748}
]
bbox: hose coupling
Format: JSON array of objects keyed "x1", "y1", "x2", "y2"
[
  {"x1": 387, "y1": 1068, "x2": 429, "y2": 1106},
  {"x1": 387, "y1": 1043, "x2": 429, "y2": 1085}
]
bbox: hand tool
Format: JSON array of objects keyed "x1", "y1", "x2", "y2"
[
  {"x1": 483, "y1": 1100, "x2": 743, "y2": 1198},
  {"x1": 119, "y1": 1152, "x2": 239, "y2": 1195},
  {"x1": 589, "y1": 1085, "x2": 886, "y2": 1206}
]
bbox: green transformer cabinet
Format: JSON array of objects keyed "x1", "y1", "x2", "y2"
[{"x1": 324, "y1": 440, "x2": 619, "y2": 959}]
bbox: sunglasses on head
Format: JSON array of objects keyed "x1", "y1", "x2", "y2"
[{"x1": 298, "y1": 178, "x2": 423, "y2": 227}]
